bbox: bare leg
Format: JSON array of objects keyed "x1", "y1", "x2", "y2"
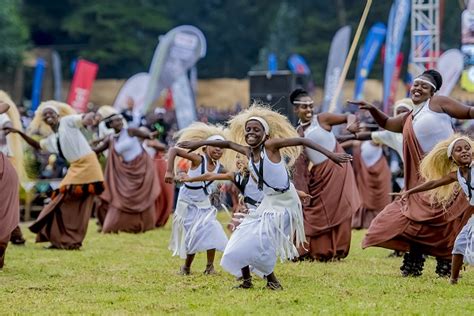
[
  {"x1": 234, "y1": 266, "x2": 253, "y2": 289},
  {"x1": 0, "y1": 241, "x2": 8, "y2": 269},
  {"x1": 450, "y1": 254, "x2": 464, "y2": 285},
  {"x1": 204, "y1": 249, "x2": 216, "y2": 274},
  {"x1": 266, "y1": 272, "x2": 283, "y2": 290},
  {"x1": 179, "y1": 254, "x2": 195, "y2": 275}
]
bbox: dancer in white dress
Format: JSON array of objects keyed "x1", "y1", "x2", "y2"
[
  {"x1": 179, "y1": 104, "x2": 352, "y2": 290},
  {"x1": 391, "y1": 134, "x2": 474, "y2": 284},
  {"x1": 165, "y1": 123, "x2": 229, "y2": 275}
]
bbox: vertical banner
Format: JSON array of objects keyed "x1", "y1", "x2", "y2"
[
  {"x1": 51, "y1": 51, "x2": 62, "y2": 101},
  {"x1": 31, "y1": 58, "x2": 46, "y2": 111},
  {"x1": 322, "y1": 26, "x2": 351, "y2": 113},
  {"x1": 388, "y1": 52, "x2": 404, "y2": 107},
  {"x1": 437, "y1": 49, "x2": 464, "y2": 96},
  {"x1": 113, "y1": 72, "x2": 151, "y2": 111},
  {"x1": 353, "y1": 22, "x2": 386, "y2": 99},
  {"x1": 67, "y1": 59, "x2": 98, "y2": 113},
  {"x1": 287, "y1": 54, "x2": 311, "y2": 74},
  {"x1": 171, "y1": 74, "x2": 198, "y2": 129},
  {"x1": 268, "y1": 53, "x2": 278, "y2": 73},
  {"x1": 142, "y1": 25, "x2": 207, "y2": 123},
  {"x1": 383, "y1": 0, "x2": 410, "y2": 113}
]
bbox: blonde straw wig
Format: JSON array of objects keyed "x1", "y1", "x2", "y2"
[
  {"x1": 419, "y1": 133, "x2": 474, "y2": 207},
  {"x1": 27, "y1": 101, "x2": 76, "y2": 136},
  {"x1": 227, "y1": 103, "x2": 301, "y2": 168},
  {"x1": 0, "y1": 91, "x2": 27, "y2": 182}
]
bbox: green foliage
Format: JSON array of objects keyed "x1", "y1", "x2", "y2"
[
  {"x1": 2, "y1": 219, "x2": 473, "y2": 314},
  {"x1": 0, "y1": 0, "x2": 29, "y2": 72}
]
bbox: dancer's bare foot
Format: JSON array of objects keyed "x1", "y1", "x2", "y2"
[
  {"x1": 178, "y1": 265, "x2": 191, "y2": 275},
  {"x1": 203, "y1": 264, "x2": 216, "y2": 275},
  {"x1": 266, "y1": 281, "x2": 283, "y2": 291},
  {"x1": 233, "y1": 278, "x2": 253, "y2": 289}
]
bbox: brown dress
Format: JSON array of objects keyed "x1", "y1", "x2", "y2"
[
  {"x1": 0, "y1": 153, "x2": 19, "y2": 268},
  {"x1": 362, "y1": 114, "x2": 474, "y2": 258},
  {"x1": 153, "y1": 152, "x2": 174, "y2": 227},
  {"x1": 351, "y1": 142, "x2": 392, "y2": 229},
  {"x1": 100, "y1": 139, "x2": 160, "y2": 233},
  {"x1": 293, "y1": 124, "x2": 361, "y2": 261}
]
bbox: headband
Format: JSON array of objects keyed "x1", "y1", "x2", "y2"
[
  {"x1": 393, "y1": 102, "x2": 413, "y2": 116},
  {"x1": 42, "y1": 104, "x2": 59, "y2": 115},
  {"x1": 447, "y1": 136, "x2": 472, "y2": 158},
  {"x1": 414, "y1": 77, "x2": 437, "y2": 91},
  {"x1": 247, "y1": 116, "x2": 270, "y2": 135},
  {"x1": 206, "y1": 135, "x2": 225, "y2": 141},
  {"x1": 103, "y1": 113, "x2": 123, "y2": 122},
  {"x1": 293, "y1": 100, "x2": 314, "y2": 105}
]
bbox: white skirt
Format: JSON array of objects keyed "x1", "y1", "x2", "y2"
[
  {"x1": 452, "y1": 215, "x2": 474, "y2": 265},
  {"x1": 220, "y1": 184, "x2": 305, "y2": 277},
  {"x1": 169, "y1": 195, "x2": 228, "y2": 259}
]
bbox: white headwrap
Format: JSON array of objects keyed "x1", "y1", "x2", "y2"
[
  {"x1": 414, "y1": 77, "x2": 437, "y2": 91},
  {"x1": 447, "y1": 136, "x2": 472, "y2": 158},
  {"x1": 206, "y1": 135, "x2": 225, "y2": 141},
  {"x1": 41, "y1": 103, "x2": 59, "y2": 115},
  {"x1": 246, "y1": 116, "x2": 270, "y2": 135},
  {"x1": 393, "y1": 102, "x2": 412, "y2": 116}
]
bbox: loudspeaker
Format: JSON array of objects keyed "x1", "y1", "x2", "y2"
[{"x1": 248, "y1": 70, "x2": 311, "y2": 125}]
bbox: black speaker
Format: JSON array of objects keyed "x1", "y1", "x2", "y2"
[{"x1": 248, "y1": 70, "x2": 311, "y2": 125}]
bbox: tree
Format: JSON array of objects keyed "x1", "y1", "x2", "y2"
[{"x1": 0, "y1": 0, "x2": 29, "y2": 72}]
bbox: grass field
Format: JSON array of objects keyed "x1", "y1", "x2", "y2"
[{"x1": 1, "y1": 214, "x2": 473, "y2": 315}]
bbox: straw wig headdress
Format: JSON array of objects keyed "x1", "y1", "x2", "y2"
[
  {"x1": 0, "y1": 90, "x2": 27, "y2": 182},
  {"x1": 227, "y1": 103, "x2": 301, "y2": 169},
  {"x1": 28, "y1": 101, "x2": 77, "y2": 136},
  {"x1": 419, "y1": 133, "x2": 474, "y2": 208}
]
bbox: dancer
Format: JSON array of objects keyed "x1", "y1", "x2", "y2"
[
  {"x1": 350, "y1": 69, "x2": 474, "y2": 277},
  {"x1": 0, "y1": 91, "x2": 26, "y2": 245},
  {"x1": 178, "y1": 104, "x2": 352, "y2": 290},
  {"x1": 6, "y1": 101, "x2": 104, "y2": 249},
  {"x1": 165, "y1": 122, "x2": 229, "y2": 276},
  {"x1": 93, "y1": 113, "x2": 160, "y2": 233},
  {"x1": 391, "y1": 135, "x2": 474, "y2": 284},
  {"x1": 0, "y1": 100, "x2": 20, "y2": 269},
  {"x1": 290, "y1": 89, "x2": 361, "y2": 261},
  {"x1": 340, "y1": 122, "x2": 391, "y2": 229}
]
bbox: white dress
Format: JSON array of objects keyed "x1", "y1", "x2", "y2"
[
  {"x1": 452, "y1": 167, "x2": 474, "y2": 265},
  {"x1": 169, "y1": 155, "x2": 228, "y2": 258},
  {"x1": 220, "y1": 149, "x2": 305, "y2": 277}
]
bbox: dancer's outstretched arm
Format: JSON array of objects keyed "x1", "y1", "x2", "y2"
[
  {"x1": 92, "y1": 136, "x2": 110, "y2": 154},
  {"x1": 318, "y1": 113, "x2": 359, "y2": 133},
  {"x1": 390, "y1": 172, "x2": 456, "y2": 199},
  {"x1": 177, "y1": 139, "x2": 248, "y2": 156},
  {"x1": 128, "y1": 128, "x2": 158, "y2": 140},
  {"x1": 347, "y1": 100, "x2": 406, "y2": 133},
  {"x1": 177, "y1": 172, "x2": 234, "y2": 183},
  {"x1": 336, "y1": 131, "x2": 372, "y2": 142},
  {"x1": 165, "y1": 147, "x2": 204, "y2": 183},
  {"x1": 3, "y1": 127, "x2": 41, "y2": 150},
  {"x1": 265, "y1": 137, "x2": 352, "y2": 165}
]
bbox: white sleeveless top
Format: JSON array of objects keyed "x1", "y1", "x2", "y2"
[
  {"x1": 303, "y1": 115, "x2": 337, "y2": 165},
  {"x1": 361, "y1": 141, "x2": 382, "y2": 168},
  {"x1": 412, "y1": 99, "x2": 453, "y2": 154},
  {"x1": 113, "y1": 129, "x2": 143, "y2": 162},
  {"x1": 181, "y1": 155, "x2": 220, "y2": 201},
  {"x1": 457, "y1": 166, "x2": 474, "y2": 205},
  {"x1": 248, "y1": 148, "x2": 289, "y2": 194}
]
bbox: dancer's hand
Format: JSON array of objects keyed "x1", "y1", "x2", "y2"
[
  {"x1": 328, "y1": 152, "x2": 353, "y2": 165},
  {"x1": 2, "y1": 126, "x2": 19, "y2": 135},
  {"x1": 346, "y1": 121, "x2": 360, "y2": 134},
  {"x1": 164, "y1": 171, "x2": 175, "y2": 184},
  {"x1": 148, "y1": 131, "x2": 159, "y2": 140},
  {"x1": 347, "y1": 100, "x2": 375, "y2": 111},
  {"x1": 296, "y1": 190, "x2": 312, "y2": 205},
  {"x1": 177, "y1": 141, "x2": 200, "y2": 152},
  {"x1": 175, "y1": 174, "x2": 190, "y2": 183}
]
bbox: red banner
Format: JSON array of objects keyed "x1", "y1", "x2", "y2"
[{"x1": 67, "y1": 60, "x2": 98, "y2": 113}]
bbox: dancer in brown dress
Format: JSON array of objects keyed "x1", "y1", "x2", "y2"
[
  {"x1": 94, "y1": 114, "x2": 160, "y2": 233},
  {"x1": 0, "y1": 101, "x2": 20, "y2": 268},
  {"x1": 349, "y1": 69, "x2": 474, "y2": 277},
  {"x1": 291, "y1": 89, "x2": 361, "y2": 261},
  {"x1": 6, "y1": 101, "x2": 104, "y2": 249}
]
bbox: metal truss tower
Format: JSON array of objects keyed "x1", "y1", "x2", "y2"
[{"x1": 411, "y1": 0, "x2": 440, "y2": 75}]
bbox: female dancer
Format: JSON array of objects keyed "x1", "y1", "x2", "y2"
[
  {"x1": 290, "y1": 88, "x2": 361, "y2": 261},
  {"x1": 350, "y1": 69, "x2": 474, "y2": 277},
  {"x1": 391, "y1": 135, "x2": 474, "y2": 284},
  {"x1": 340, "y1": 122, "x2": 392, "y2": 229},
  {"x1": 6, "y1": 101, "x2": 104, "y2": 249},
  {"x1": 93, "y1": 113, "x2": 160, "y2": 233},
  {"x1": 0, "y1": 100, "x2": 20, "y2": 269},
  {"x1": 178, "y1": 104, "x2": 352, "y2": 290},
  {"x1": 165, "y1": 122, "x2": 229, "y2": 276}
]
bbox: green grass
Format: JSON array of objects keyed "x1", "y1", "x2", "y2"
[{"x1": 1, "y1": 214, "x2": 473, "y2": 315}]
